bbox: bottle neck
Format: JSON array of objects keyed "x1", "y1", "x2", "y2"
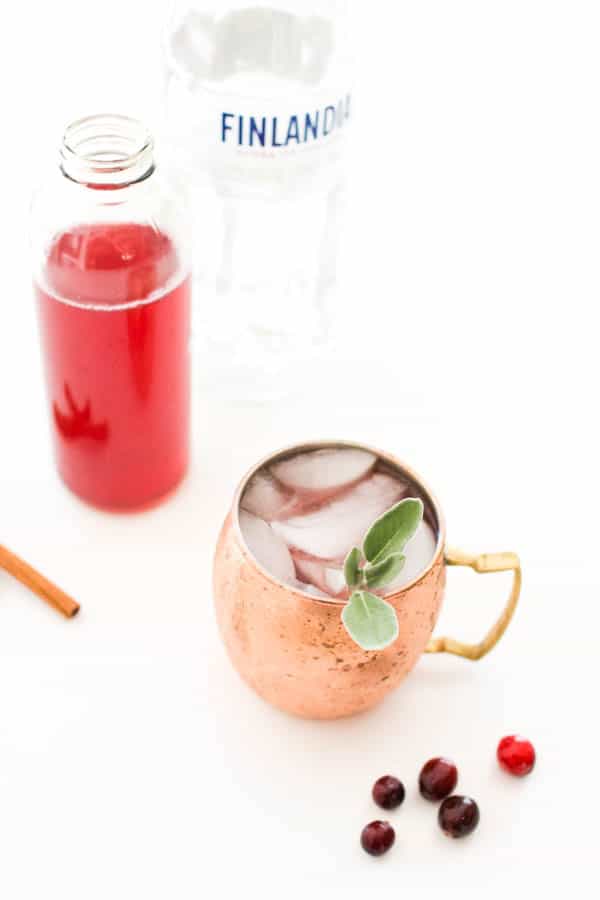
[{"x1": 60, "y1": 114, "x2": 154, "y2": 188}]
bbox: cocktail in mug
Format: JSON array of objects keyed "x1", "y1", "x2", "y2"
[{"x1": 214, "y1": 442, "x2": 522, "y2": 719}]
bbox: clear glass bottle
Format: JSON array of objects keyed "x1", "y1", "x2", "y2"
[
  {"x1": 164, "y1": 1, "x2": 352, "y2": 352},
  {"x1": 31, "y1": 114, "x2": 191, "y2": 511}
]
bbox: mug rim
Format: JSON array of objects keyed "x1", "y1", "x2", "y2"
[{"x1": 231, "y1": 439, "x2": 447, "y2": 607}]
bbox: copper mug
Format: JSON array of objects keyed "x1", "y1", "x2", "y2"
[{"x1": 213, "y1": 441, "x2": 521, "y2": 720}]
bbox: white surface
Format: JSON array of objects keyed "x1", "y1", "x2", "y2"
[{"x1": 0, "y1": 2, "x2": 598, "y2": 897}]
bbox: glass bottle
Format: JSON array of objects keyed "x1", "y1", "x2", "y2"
[
  {"x1": 164, "y1": 1, "x2": 352, "y2": 352},
  {"x1": 31, "y1": 114, "x2": 191, "y2": 511}
]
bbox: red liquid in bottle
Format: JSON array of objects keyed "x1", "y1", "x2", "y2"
[{"x1": 36, "y1": 222, "x2": 190, "y2": 511}]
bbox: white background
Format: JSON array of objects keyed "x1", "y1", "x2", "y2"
[{"x1": 0, "y1": 2, "x2": 598, "y2": 897}]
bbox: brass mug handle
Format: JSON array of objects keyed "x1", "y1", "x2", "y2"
[{"x1": 425, "y1": 547, "x2": 521, "y2": 661}]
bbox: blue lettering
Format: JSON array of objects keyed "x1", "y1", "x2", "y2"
[
  {"x1": 285, "y1": 115, "x2": 300, "y2": 145},
  {"x1": 272, "y1": 116, "x2": 283, "y2": 147},
  {"x1": 249, "y1": 116, "x2": 266, "y2": 147},
  {"x1": 304, "y1": 111, "x2": 319, "y2": 141},
  {"x1": 222, "y1": 112, "x2": 234, "y2": 143},
  {"x1": 323, "y1": 105, "x2": 336, "y2": 136},
  {"x1": 223, "y1": 99, "x2": 350, "y2": 146}
]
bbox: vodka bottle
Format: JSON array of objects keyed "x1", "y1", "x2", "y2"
[{"x1": 164, "y1": 1, "x2": 352, "y2": 351}]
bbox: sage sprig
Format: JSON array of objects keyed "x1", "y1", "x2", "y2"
[{"x1": 340, "y1": 497, "x2": 423, "y2": 651}]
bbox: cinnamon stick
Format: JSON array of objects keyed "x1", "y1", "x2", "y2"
[{"x1": 0, "y1": 544, "x2": 80, "y2": 618}]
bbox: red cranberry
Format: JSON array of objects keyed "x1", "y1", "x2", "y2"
[
  {"x1": 360, "y1": 820, "x2": 395, "y2": 856},
  {"x1": 419, "y1": 757, "x2": 458, "y2": 801},
  {"x1": 497, "y1": 735, "x2": 536, "y2": 776},
  {"x1": 438, "y1": 795, "x2": 480, "y2": 838},
  {"x1": 372, "y1": 775, "x2": 405, "y2": 810}
]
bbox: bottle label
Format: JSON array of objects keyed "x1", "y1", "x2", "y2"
[
  {"x1": 220, "y1": 95, "x2": 351, "y2": 150},
  {"x1": 165, "y1": 7, "x2": 352, "y2": 176}
]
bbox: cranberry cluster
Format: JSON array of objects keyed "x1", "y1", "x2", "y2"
[{"x1": 360, "y1": 734, "x2": 535, "y2": 857}]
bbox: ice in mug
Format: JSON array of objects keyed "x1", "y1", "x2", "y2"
[{"x1": 239, "y1": 447, "x2": 438, "y2": 599}]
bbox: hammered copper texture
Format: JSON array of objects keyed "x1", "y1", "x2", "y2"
[{"x1": 214, "y1": 513, "x2": 447, "y2": 720}]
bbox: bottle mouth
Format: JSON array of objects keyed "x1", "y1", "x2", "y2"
[{"x1": 60, "y1": 114, "x2": 154, "y2": 186}]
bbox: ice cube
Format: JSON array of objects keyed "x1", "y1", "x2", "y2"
[
  {"x1": 325, "y1": 567, "x2": 346, "y2": 595},
  {"x1": 385, "y1": 522, "x2": 438, "y2": 592},
  {"x1": 272, "y1": 473, "x2": 406, "y2": 561},
  {"x1": 239, "y1": 511, "x2": 296, "y2": 584},
  {"x1": 271, "y1": 448, "x2": 376, "y2": 495},
  {"x1": 292, "y1": 554, "x2": 346, "y2": 598},
  {"x1": 241, "y1": 471, "x2": 293, "y2": 522},
  {"x1": 292, "y1": 581, "x2": 332, "y2": 600}
]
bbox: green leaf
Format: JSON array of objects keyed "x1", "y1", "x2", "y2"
[
  {"x1": 363, "y1": 498, "x2": 424, "y2": 564},
  {"x1": 341, "y1": 590, "x2": 399, "y2": 651},
  {"x1": 344, "y1": 547, "x2": 362, "y2": 588},
  {"x1": 364, "y1": 553, "x2": 406, "y2": 590}
]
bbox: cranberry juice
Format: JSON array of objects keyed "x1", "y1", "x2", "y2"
[{"x1": 36, "y1": 222, "x2": 190, "y2": 511}]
